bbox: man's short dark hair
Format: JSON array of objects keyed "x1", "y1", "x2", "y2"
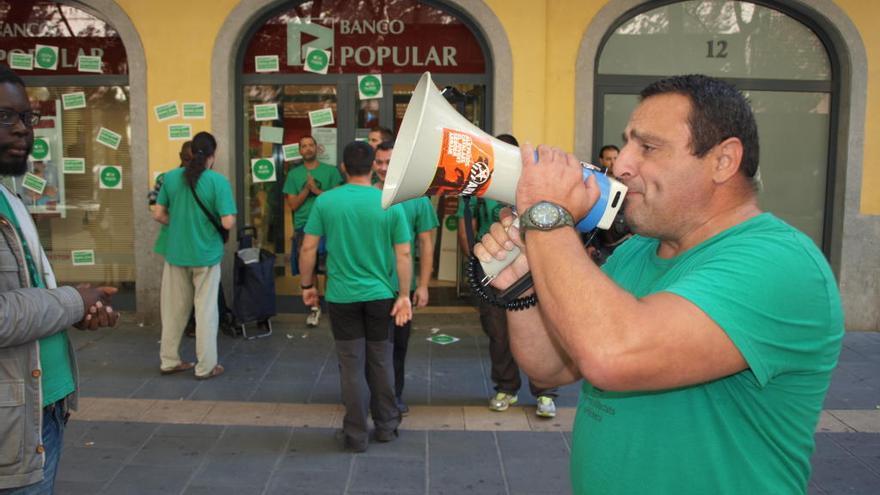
[
  {"x1": 343, "y1": 141, "x2": 374, "y2": 176},
  {"x1": 640, "y1": 74, "x2": 759, "y2": 179},
  {"x1": 376, "y1": 140, "x2": 394, "y2": 152},
  {"x1": 370, "y1": 126, "x2": 394, "y2": 141},
  {"x1": 599, "y1": 144, "x2": 619, "y2": 157},
  {"x1": 495, "y1": 134, "x2": 518, "y2": 146},
  {"x1": 0, "y1": 65, "x2": 25, "y2": 87}
]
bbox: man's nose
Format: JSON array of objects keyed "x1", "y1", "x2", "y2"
[{"x1": 612, "y1": 149, "x2": 635, "y2": 179}]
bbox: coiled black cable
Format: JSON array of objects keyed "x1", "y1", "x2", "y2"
[{"x1": 466, "y1": 254, "x2": 538, "y2": 310}]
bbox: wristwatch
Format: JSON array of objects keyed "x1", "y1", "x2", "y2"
[{"x1": 519, "y1": 201, "x2": 575, "y2": 240}]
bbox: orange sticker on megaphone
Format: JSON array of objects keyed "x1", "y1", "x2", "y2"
[{"x1": 426, "y1": 128, "x2": 494, "y2": 197}]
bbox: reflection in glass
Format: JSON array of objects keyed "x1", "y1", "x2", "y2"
[
  {"x1": 19, "y1": 86, "x2": 134, "y2": 286},
  {"x1": 242, "y1": 84, "x2": 338, "y2": 255},
  {"x1": 599, "y1": 1, "x2": 830, "y2": 80}
]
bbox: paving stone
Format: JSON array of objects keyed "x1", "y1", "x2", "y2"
[
  {"x1": 497, "y1": 431, "x2": 572, "y2": 495},
  {"x1": 428, "y1": 430, "x2": 506, "y2": 495},
  {"x1": 349, "y1": 456, "x2": 425, "y2": 494},
  {"x1": 99, "y1": 464, "x2": 193, "y2": 495},
  {"x1": 128, "y1": 434, "x2": 217, "y2": 467}
]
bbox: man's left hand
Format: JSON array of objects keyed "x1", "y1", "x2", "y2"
[
  {"x1": 412, "y1": 286, "x2": 429, "y2": 308},
  {"x1": 516, "y1": 143, "x2": 601, "y2": 221},
  {"x1": 391, "y1": 295, "x2": 412, "y2": 327},
  {"x1": 302, "y1": 287, "x2": 319, "y2": 307}
]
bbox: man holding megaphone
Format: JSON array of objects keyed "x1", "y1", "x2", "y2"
[{"x1": 470, "y1": 75, "x2": 843, "y2": 494}]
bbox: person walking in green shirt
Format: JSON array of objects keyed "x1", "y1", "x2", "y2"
[
  {"x1": 457, "y1": 134, "x2": 559, "y2": 419},
  {"x1": 283, "y1": 135, "x2": 343, "y2": 328},
  {"x1": 300, "y1": 141, "x2": 412, "y2": 453},
  {"x1": 153, "y1": 132, "x2": 236, "y2": 380},
  {"x1": 475, "y1": 75, "x2": 843, "y2": 494},
  {"x1": 372, "y1": 139, "x2": 439, "y2": 414}
]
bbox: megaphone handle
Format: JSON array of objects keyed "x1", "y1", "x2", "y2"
[{"x1": 479, "y1": 217, "x2": 522, "y2": 283}]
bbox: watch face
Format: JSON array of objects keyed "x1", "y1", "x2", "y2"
[{"x1": 529, "y1": 202, "x2": 560, "y2": 228}]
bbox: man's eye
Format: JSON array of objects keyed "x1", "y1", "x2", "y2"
[{"x1": 0, "y1": 110, "x2": 12, "y2": 121}]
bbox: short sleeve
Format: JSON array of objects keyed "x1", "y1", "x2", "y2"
[
  {"x1": 415, "y1": 197, "x2": 439, "y2": 233},
  {"x1": 156, "y1": 175, "x2": 170, "y2": 207},
  {"x1": 329, "y1": 166, "x2": 343, "y2": 189},
  {"x1": 304, "y1": 195, "x2": 325, "y2": 236},
  {"x1": 663, "y1": 233, "x2": 842, "y2": 386},
  {"x1": 390, "y1": 204, "x2": 412, "y2": 245},
  {"x1": 282, "y1": 167, "x2": 301, "y2": 195},
  {"x1": 213, "y1": 175, "x2": 237, "y2": 216}
]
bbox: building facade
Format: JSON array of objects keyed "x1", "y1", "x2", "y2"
[{"x1": 2, "y1": 0, "x2": 878, "y2": 330}]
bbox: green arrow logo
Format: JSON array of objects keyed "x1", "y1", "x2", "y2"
[{"x1": 35, "y1": 47, "x2": 57, "y2": 69}]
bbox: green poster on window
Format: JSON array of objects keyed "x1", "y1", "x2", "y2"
[
  {"x1": 62, "y1": 92, "x2": 87, "y2": 110},
  {"x1": 34, "y1": 45, "x2": 58, "y2": 70},
  {"x1": 99, "y1": 166, "x2": 123, "y2": 190},
  {"x1": 251, "y1": 158, "x2": 277, "y2": 183}
]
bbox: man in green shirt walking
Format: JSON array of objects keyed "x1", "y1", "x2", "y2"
[
  {"x1": 283, "y1": 135, "x2": 343, "y2": 327},
  {"x1": 475, "y1": 75, "x2": 843, "y2": 494},
  {"x1": 300, "y1": 141, "x2": 412, "y2": 453},
  {"x1": 372, "y1": 139, "x2": 438, "y2": 414}
]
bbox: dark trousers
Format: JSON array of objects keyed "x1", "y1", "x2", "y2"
[
  {"x1": 329, "y1": 299, "x2": 401, "y2": 448},
  {"x1": 479, "y1": 299, "x2": 558, "y2": 398},
  {"x1": 392, "y1": 292, "x2": 414, "y2": 399}
]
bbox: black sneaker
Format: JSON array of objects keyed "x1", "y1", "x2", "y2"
[
  {"x1": 335, "y1": 429, "x2": 367, "y2": 453},
  {"x1": 396, "y1": 398, "x2": 410, "y2": 416},
  {"x1": 373, "y1": 428, "x2": 399, "y2": 443}
]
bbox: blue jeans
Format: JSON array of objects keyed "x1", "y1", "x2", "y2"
[{"x1": 0, "y1": 400, "x2": 67, "y2": 495}]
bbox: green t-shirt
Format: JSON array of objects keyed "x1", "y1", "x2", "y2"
[
  {"x1": 152, "y1": 172, "x2": 168, "y2": 256},
  {"x1": 283, "y1": 162, "x2": 343, "y2": 230},
  {"x1": 455, "y1": 197, "x2": 507, "y2": 238},
  {"x1": 156, "y1": 168, "x2": 236, "y2": 266},
  {"x1": 305, "y1": 184, "x2": 410, "y2": 303},
  {"x1": 570, "y1": 213, "x2": 843, "y2": 494},
  {"x1": 392, "y1": 196, "x2": 439, "y2": 291},
  {"x1": 0, "y1": 192, "x2": 74, "y2": 407}
]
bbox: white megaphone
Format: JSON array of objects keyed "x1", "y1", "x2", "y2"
[{"x1": 383, "y1": 71, "x2": 628, "y2": 280}]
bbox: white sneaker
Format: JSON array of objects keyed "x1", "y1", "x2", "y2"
[
  {"x1": 489, "y1": 392, "x2": 518, "y2": 412},
  {"x1": 536, "y1": 395, "x2": 557, "y2": 418},
  {"x1": 306, "y1": 306, "x2": 321, "y2": 327}
]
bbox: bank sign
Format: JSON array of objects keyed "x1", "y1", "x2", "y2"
[
  {"x1": 0, "y1": 20, "x2": 127, "y2": 75},
  {"x1": 244, "y1": 1, "x2": 485, "y2": 74}
]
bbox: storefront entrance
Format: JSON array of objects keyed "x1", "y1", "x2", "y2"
[{"x1": 236, "y1": 0, "x2": 491, "y2": 310}]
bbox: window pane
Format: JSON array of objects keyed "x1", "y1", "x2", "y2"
[
  {"x1": 749, "y1": 90, "x2": 830, "y2": 244},
  {"x1": 13, "y1": 85, "x2": 134, "y2": 291},
  {"x1": 599, "y1": 1, "x2": 830, "y2": 80},
  {"x1": 241, "y1": 84, "x2": 337, "y2": 256}
]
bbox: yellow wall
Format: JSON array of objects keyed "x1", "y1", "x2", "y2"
[
  {"x1": 115, "y1": 0, "x2": 240, "y2": 181},
  {"x1": 836, "y1": 0, "x2": 880, "y2": 214},
  {"x1": 113, "y1": 0, "x2": 878, "y2": 213}
]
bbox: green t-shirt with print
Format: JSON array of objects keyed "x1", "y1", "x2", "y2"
[
  {"x1": 391, "y1": 196, "x2": 439, "y2": 292},
  {"x1": 157, "y1": 168, "x2": 236, "y2": 266},
  {"x1": 305, "y1": 184, "x2": 410, "y2": 303},
  {"x1": 0, "y1": 192, "x2": 74, "y2": 407},
  {"x1": 570, "y1": 213, "x2": 843, "y2": 495},
  {"x1": 283, "y1": 162, "x2": 343, "y2": 230},
  {"x1": 455, "y1": 197, "x2": 507, "y2": 238}
]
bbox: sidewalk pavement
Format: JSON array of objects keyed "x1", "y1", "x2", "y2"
[{"x1": 55, "y1": 311, "x2": 880, "y2": 495}]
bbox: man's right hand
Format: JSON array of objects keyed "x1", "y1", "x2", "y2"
[
  {"x1": 74, "y1": 285, "x2": 119, "y2": 330},
  {"x1": 473, "y1": 208, "x2": 532, "y2": 291}
]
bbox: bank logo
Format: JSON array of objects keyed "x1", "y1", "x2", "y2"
[{"x1": 287, "y1": 19, "x2": 333, "y2": 67}]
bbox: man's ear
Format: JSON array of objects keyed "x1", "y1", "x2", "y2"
[
  {"x1": 712, "y1": 137, "x2": 744, "y2": 184},
  {"x1": 340, "y1": 162, "x2": 348, "y2": 176}
]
